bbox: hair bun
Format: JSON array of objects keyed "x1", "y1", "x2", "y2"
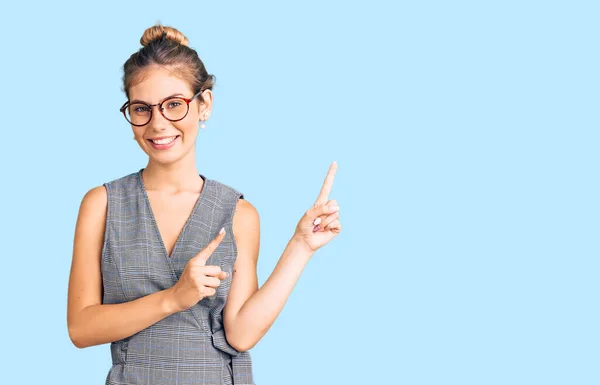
[{"x1": 140, "y1": 23, "x2": 189, "y2": 47}]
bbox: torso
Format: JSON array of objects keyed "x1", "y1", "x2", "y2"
[{"x1": 101, "y1": 170, "x2": 255, "y2": 384}]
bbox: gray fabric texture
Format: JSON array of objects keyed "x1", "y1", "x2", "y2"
[{"x1": 101, "y1": 168, "x2": 255, "y2": 385}]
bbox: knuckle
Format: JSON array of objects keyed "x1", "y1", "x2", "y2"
[{"x1": 208, "y1": 265, "x2": 221, "y2": 276}]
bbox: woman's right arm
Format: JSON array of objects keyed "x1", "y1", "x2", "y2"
[{"x1": 67, "y1": 186, "x2": 178, "y2": 349}]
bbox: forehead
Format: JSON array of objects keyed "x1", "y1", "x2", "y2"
[{"x1": 128, "y1": 66, "x2": 193, "y2": 102}]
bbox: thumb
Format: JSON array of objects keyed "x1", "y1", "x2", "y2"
[{"x1": 191, "y1": 227, "x2": 226, "y2": 266}]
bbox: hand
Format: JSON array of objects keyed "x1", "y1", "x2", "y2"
[
  {"x1": 292, "y1": 161, "x2": 342, "y2": 252},
  {"x1": 168, "y1": 228, "x2": 229, "y2": 312}
]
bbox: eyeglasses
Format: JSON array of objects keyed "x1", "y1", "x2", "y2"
[{"x1": 119, "y1": 91, "x2": 203, "y2": 126}]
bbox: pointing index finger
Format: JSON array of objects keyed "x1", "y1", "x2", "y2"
[
  {"x1": 192, "y1": 227, "x2": 226, "y2": 265},
  {"x1": 315, "y1": 161, "x2": 338, "y2": 205}
]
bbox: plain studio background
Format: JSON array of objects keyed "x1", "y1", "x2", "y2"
[{"x1": 0, "y1": 1, "x2": 598, "y2": 384}]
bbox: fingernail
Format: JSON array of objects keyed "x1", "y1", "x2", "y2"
[
  {"x1": 313, "y1": 224, "x2": 320, "y2": 232},
  {"x1": 219, "y1": 227, "x2": 225, "y2": 235},
  {"x1": 313, "y1": 217, "x2": 322, "y2": 225},
  {"x1": 329, "y1": 205, "x2": 339, "y2": 211}
]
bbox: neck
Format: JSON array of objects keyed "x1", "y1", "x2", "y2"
[{"x1": 142, "y1": 154, "x2": 203, "y2": 194}]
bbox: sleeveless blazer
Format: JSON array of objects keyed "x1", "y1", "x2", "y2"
[{"x1": 101, "y1": 168, "x2": 255, "y2": 385}]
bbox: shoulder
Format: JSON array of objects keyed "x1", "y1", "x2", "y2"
[
  {"x1": 232, "y1": 196, "x2": 259, "y2": 245},
  {"x1": 209, "y1": 178, "x2": 245, "y2": 201},
  {"x1": 74, "y1": 185, "x2": 108, "y2": 243},
  {"x1": 207, "y1": 177, "x2": 257, "y2": 223},
  {"x1": 209, "y1": 178, "x2": 256, "y2": 214},
  {"x1": 209, "y1": 179, "x2": 259, "y2": 241},
  {"x1": 79, "y1": 170, "x2": 139, "y2": 216},
  {"x1": 103, "y1": 170, "x2": 140, "y2": 194},
  {"x1": 232, "y1": 197, "x2": 260, "y2": 264},
  {"x1": 234, "y1": 198, "x2": 259, "y2": 222},
  {"x1": 80, "y1": 185, "x2": 107, "y2": 212}
]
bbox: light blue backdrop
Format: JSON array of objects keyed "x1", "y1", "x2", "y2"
[{"x1": 1, "y1": 1, "x2": 598, "y2": 384}]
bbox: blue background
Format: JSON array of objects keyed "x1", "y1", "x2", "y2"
[{"x1": 1, "y1": 1, "x2": 598, "y2": 384}]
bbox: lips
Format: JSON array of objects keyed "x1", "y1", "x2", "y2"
[
  {"x1": 147, "y1": 135, "x2": 180, "y2": 150},
  {"x1": 148, "y1": 135, "x2": 179, "y2": 145}
]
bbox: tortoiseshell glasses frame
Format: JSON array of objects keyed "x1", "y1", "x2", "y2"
[{"x1": 119, "y1": 90, "x2": 203, "y2": 126}]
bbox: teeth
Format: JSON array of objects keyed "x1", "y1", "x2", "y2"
[{"x1": 151, "y1": 136, "x2": 177, "y2": 145}]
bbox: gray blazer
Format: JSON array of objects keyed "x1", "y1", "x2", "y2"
[{"x1": 101, "y1": 168, "x2": 255, "y2": 384}]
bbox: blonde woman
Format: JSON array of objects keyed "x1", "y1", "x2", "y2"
[{"x1": 67, "y1": 24, "x2": 341, "y2": 385}]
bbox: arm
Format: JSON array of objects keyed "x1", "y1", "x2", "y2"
[
  {"x1": 223, "y1": 199, "x2": 315, "y2": 352},
  {"x1": 67, "y1": 186, "x2": 179, "y2": 349}
]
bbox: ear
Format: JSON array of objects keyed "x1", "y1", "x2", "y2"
[{"x1": 197, "y1": 89, "x2": 213, "y2": 115}]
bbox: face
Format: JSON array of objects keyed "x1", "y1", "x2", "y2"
[{"x1": 127, "y1": 66, "x2": 212, "y2": 164}]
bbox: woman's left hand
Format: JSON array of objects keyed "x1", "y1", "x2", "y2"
[{"x1": 292, "y1": 161, "x2": 342, "y2": 253}]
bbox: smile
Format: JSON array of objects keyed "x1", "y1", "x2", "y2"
[
  {"x1": 149, "y1": 136, "x2": 178, "y2": 145},
  {"x1": 147, "y1": 135, "x2": 180, "y2": 150}
]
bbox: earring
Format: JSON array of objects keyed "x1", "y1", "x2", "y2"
[{"x1": 200, "y1": 113, "x2": 209, "y2": 129}]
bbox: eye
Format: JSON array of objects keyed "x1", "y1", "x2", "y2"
[
  {"x1": 131, "y1": 104, "x2": 150, "y2": 113},
  {"x1": 166, "y1": 100, "x2": 183, "y2": 109}
]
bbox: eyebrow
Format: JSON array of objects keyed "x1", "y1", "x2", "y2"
[{"x1": 129, "y1": 93, "x2": 185, "y2": 104}]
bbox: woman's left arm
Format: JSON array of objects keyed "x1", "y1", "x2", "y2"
[
  {"x1": 224, "y1": 161, "x2": 340, "y2": 352},
  {"x1": 223, "y1": 198, "x2": 314, "y2": 352}
]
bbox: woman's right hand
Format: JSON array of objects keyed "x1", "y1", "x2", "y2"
[{"x1": 168, "y1": 227, "x2": 229, "y2": 312}]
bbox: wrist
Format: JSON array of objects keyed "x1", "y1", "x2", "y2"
[
  {"x1": 162, "y1": 287, "x2": 180, "y2": 315},
  {"x1": 289, "y1": 236, "x2": 315, "y2": 256}
]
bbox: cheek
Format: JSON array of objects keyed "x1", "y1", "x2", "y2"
[
  {"x1": 176, "y1": 121, "x2": 199, "y2": 138},
  {"x1": 133, "y1": 128, "x2": 144, "y2": 138}
]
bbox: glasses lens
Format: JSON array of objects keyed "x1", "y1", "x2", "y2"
[
  {"x1": 126, "y1": 103, "x2": 151, "y2": 125},
  {"x1": 162, "y1": 98, "x2": 189, "y2": 121}
]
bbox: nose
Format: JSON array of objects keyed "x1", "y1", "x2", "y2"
[{"x1": 147, "y1": 104, "x2": 169, "y2": 131}]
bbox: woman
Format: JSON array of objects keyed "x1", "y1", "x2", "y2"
[{"x1": 66, "y1": 23, "x2": 341, "y2": 385}]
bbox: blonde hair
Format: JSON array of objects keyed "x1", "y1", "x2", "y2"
[
  {"x1": 140, "y1": 24, "x2": 189, "y2": 47},
  {"x1": 121, "y1": 22, "x2": 215, "y2": 101}
]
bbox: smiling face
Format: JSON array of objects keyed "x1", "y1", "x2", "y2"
[{"x1": 128, "y1": 65, "x2": 212, "y2": 164}]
